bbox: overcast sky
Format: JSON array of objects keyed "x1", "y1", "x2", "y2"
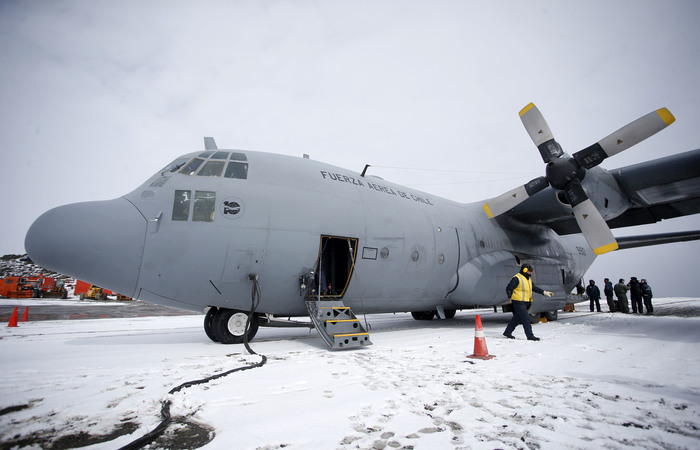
[{"x1": 2, "y1": 0, "x2": 699, "y2": 295}]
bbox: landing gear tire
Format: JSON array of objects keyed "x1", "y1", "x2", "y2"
[
  {"x1": 529, "y1": 313, "x2": 541, "y2": 324},
  {"x1": 411, "y1": 311, "x2": 435, "y2": 320},
  {"x1": 444, "y1": 308, "x2": 457, "y2": 319},
  {"x1": 204, "y1": 308, "x2": 218, "y2": 342},
  {"x1": 212, "y1": 309, "x2": 259, "y2": 344}
]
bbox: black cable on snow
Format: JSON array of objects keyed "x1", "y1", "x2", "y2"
[{"x1": 119, "y1": 278, "x2": 267, "y2": 450}]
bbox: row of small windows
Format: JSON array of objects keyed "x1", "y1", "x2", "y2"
[
  {"x1": 172, "y1": 190, "x2": 216, "y2": 222},
  {"x1": 163, "y1": 151, "x2": 248, "y2": 180},
  {"x1": 198, "y1": 150, "x2": 247, "y2": 161}
]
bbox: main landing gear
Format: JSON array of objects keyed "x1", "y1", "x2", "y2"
[
  {"x1": 529, "y1": 310, "x2": 559, "y2": 323},
  {"x1": 410, "y1": 308, "x2": 457, "y2": 320},
  {"x1": 204, "y1": 307, "x2": 260, "y2": 344}
]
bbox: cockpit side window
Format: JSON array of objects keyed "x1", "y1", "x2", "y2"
[
  {"x1": 172, "y1": 190, "x2": 191, "y2": 221},
  {"x1": 161, "y1": 158, "x2": 189, "y2": 174},
  {"x1": 192, "y1": 191, "x2": 216, "y2": 222},
  {"x1": 180, "y1": 158, "x2": 204, "y2": 175},
  {"x1": 224, "y1": 162, "x2": 248, "y2": 179}
]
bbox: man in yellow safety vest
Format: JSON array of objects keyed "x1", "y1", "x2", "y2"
[{"x1": 503, "y1": 264, "x2": 554, "y2": 341}]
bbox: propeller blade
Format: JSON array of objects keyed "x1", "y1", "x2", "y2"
[
  {"x1": 564, "y1": 182, "x2": 618, "y2": 255},
  {"x1": 519, "y1": 102, "x2": 564, "y2": 163},
  {"x1": 574, "y1": 108, "x2": 675, "y2": 169},
  {"x1": 483, "y1": 176, "x2": 548, "y2": 218},
  {"x1": 572, "y1": 199, "x2": 618, "y2": 255}
]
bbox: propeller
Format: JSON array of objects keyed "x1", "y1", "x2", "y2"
[{"x1": 483, "y1": 103, "x2": 675, "y2": 255}]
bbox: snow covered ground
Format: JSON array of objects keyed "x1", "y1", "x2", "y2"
[{"x1": 1, "y1": 298, "x2": 699, "y2": 449}]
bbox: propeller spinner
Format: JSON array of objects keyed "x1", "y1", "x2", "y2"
[{"x1": 483, "y1": 103, "x2": 675, "y2": 255}]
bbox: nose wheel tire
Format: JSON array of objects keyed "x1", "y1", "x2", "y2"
[{"x1": 211, "y1": 308, "x2": 259, "y2": 344}]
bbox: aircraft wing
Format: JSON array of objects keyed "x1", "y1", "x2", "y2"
[{"x1": 504, "y1": 148, "x2": 700, "y2": 235}]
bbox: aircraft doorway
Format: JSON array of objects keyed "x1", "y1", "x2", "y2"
[{"x1": 312, "y1": 235, "x2": 358, "y2": 298}]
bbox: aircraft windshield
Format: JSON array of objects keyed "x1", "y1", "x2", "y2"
[{"x1": 177, "y1": 151, "x2": 248, "y2": 179}]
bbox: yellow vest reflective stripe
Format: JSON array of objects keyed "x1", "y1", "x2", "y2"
[{"x1": 511, "y1": 273, "x2": 533, "y2": 302}]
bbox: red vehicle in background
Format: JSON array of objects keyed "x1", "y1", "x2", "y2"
[{"x1": 0, "y1": 274, "x2": 68, "y2": 299}]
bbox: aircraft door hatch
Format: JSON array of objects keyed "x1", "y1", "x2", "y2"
[{"x1": 310, "y1": 235, "x2": 358, "y2": 299}]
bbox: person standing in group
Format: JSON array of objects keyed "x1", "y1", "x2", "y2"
[
  {"x1": 614, "y1": 278, "x2": 630, "y2": 313},
  {"x1": 629, "y1": 277, "x2": 643, "y2": 314},
  {"x1": 503, "y1": 264, "x2": 554, "y2": 341},
  {"x1": 603, "y1": 278, "x2": 616, "y2": 312},
  {"x1": 641, "y1": 279, "x2": 654, "y2": 315},
  {"x1": 585, "y1": 280, "x2": 602, "y2": 312}
]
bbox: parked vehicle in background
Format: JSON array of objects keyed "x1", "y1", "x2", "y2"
[{"x1": 0, "y1": 275, "x2": 68, "y2": 299}]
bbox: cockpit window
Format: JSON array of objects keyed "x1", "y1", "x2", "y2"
[
  {"x1": 192, "y1": 191, "x2": 216, "y2": 222},
  {"x1": 211, "y1": 151, "x2": 230, "y2": 160},
  {"x1": 197, "y1": 160, "x2": 225, "y2": 177},
  {"x1": 224, "y1": 162, "x2": 248, "y2": 179},
  {"x1": 161, "y1": 158, "x2": 189, "y2": 174},
  {"x1": 180, "y1": 158, "x2": 204, "y2": 175},
  {"x1": 177, "y1": 152, "x2": 248, "y2": 179},
  {"x1": 172, "y1": 190, "x2": 191, "y2": 221}
]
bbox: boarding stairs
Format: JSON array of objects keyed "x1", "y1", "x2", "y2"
[{"x1": 305, "y1": 299, "x2": 372, "y2": 349}]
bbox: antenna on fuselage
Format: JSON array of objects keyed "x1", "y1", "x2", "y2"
[{"x1": 361, "y1": 164, "x2": 371, "y2": 177}]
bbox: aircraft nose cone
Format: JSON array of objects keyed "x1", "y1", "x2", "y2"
[{"x1": 25, "y1": 198, "x2": 147, "y2": 298}]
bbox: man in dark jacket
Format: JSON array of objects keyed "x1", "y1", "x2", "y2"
[
  {"x1": 640, "y1": 279, "x2": 654, "y2": 315},
  {"x1": 629, "y1": 277, "x2": 643, "y2": 314},
  {"x1": 503, "y1": 264, "x2": 554, "y2": 341},
  {"x1": 585, "y1": 280, "x2": 602, "y2": 312},
  {"x1": 603, "y1": 278, "x2": 616, "y2": 312}
]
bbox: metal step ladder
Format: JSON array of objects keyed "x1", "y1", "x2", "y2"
[{"x1": 305, "y1": 299, "x2": 372, "y2": 349}]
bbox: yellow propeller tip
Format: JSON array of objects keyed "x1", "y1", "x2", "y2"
[
  {"x1": 593, "y1": 242, "x2": 619, "y2": 255},
  {"x1": 519, "y1": 102, "x2": 536, "y2": 117},
  {"x1": 657, "y1": 107, "x2": 675, "y2": 126}
]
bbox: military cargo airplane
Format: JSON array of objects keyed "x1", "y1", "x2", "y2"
[{"x1": 25, "y1": 103, "x2": 700, "y2": 348}]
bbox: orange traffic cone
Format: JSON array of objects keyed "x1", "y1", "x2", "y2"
[
  {"x1": 21, "y1": 307, "x2": 29, "y2": 322},
  {"x1": 467, "y1": 315, "x2": 495, "y2": 360},
  {"x1": 8, "y1": 307, "x2": 19, "y2": 327}
]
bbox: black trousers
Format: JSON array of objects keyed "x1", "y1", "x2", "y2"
[
  {"x1": 631, "y1": 295, "x2": 643, "y2": 313},
  {"x1": 504, "y1": 301, "x2": 535, "y2": 339}
]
